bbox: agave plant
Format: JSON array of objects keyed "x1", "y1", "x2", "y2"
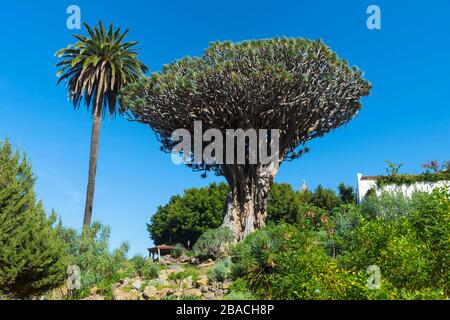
[{"x1": 56, "y1": 21, "x2": 148, "y2": 228}]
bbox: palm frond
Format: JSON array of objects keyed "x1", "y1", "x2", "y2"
[{"x1": 56, "y1": 21, "x2": 149, "y2": 117}]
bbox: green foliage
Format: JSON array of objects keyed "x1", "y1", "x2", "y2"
[
  {"x1": 375, "y1": 171, "x2": 450, "y2": 188},
  {"x1": 233, "y1": 187, "x2": 450, "y2": 299},
  {"x1": 310, "y1": 185, "x2": 342, "y2": 212},
  {"x1": 56, "y1": 21, "x2": 148, "y2": 117},
  {"x1": 338, "y1": 183, "x2": 357, "y2": 204},
  {"x1": 130, "y1": 255, "x2": 159, "y2": 280},
  {"x1": 208, "y1": 258, "x2": 233, "y2": 282},
  {"x1": 267, "y1": 183, "x2": 302, "y2": 224},
  {"x1": 171, "y1": 243, "x2": 186, "y2": 258},
  {"x1": 384, "y1": 160, "x2": 403, "y2": 176},
  {"x1": 168, "y1": 268, "x2": 200, "y2": 282},
  {"x1": 58, "y1": 221, "x2": 131, "y2": 298},
  {"x1": 360, "y1": 190, "x2": 417, "y2": 220},
  {"x1": 231, "y1": 224, "x2": 288, "y2": 292},
  {"x1": 192, "y1": 227, "x2": 235, "y2": 260},
  {"x1": 0, "y1": 140, "x2": 66, "y2": 299},
  {"x1": 148, "y1": 183, "x2": 228, "y2": 245},
  {"x1": 341, "y1": 188, "x2": 450, "y2": 296},
  {"x1": 123, "y1": 38, "x2": 371, "y2": 178}
]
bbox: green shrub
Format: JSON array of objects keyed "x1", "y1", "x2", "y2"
[
  {"x1": 340, "y1": 188, "x2": 450, "y2": 297},
  {"x1": 232, "y1": 224, "x2": 291, "y2": 293},
  {"x1": 0, "y1": 140, "x2": 67, "y2": 299},
  {"x1": 57, "y1": 222, "x2": 131, "y2": 299},
  {"x1": 224, "y1": 291, "x2": 255, "y2": 300},
  {"x1": 172, "y1": 243, "x2": 186, "y2": 258},
  {"x1": 360, "y1": 190, "x2": 417, "y2": 220},
  {"x1": 193, "y1": 227, "x2": 235, "y2": 260},
  {"x1": 208, "y1": 259, "x2": 233, "y2": 282},
  {"x1": 168, "y1": 269, "x2": 200, "y2": 282},
  {"x1": 130, "y1": 255, "x2": 160, "y2": 280}
]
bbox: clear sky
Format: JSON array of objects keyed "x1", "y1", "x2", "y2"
[{"x1": 0, "y1": 0, "x2": 449, "y2": 256}]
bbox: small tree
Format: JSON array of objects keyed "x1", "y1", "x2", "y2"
[
  {"x1": 124, "y1": 39, "x2": 371, "y2": 240},
  {"x1": 0, "y1": 140, "x2": 66, "y2": 299}
]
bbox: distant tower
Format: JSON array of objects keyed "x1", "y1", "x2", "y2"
[{"x1": 301, "y1": 178, "x2": 308, "y2": 192}]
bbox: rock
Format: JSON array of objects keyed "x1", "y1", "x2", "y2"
[
  {"x1": 82, "y1": 294, "x2": 105, "y2": 300},
  {"x1": 200, "y1": 285, "x2": 209, "y2": 293},
  {"x1": 168, "y1": 264, "x2": 183, "y2": 271},
  {"x1": 111, "y1": 288, "x2": 140, "y2": 300},
  {"x1": 223, "y1": 281, "x2": 231, "y2": 290},
  {"x1": 190, "y1": 257, "x2": 199, "y2": 265},
  {"x1": 158, "y1": 287, "x2": 174, "y2": 298},
  {"x1": 203, "y1": 292, "x2": 216, "y2": 300},
  {"x1": 210, "y1": 281, "x2": 220, "y2": 291},
  {"x1": 178, "y1": 255, "x2": 190, "y2": 263},
  {"x1": 196, "y1": 275, "x2": 209, "y2": 288},
  {"x1": 182, "y1": 276, "x2": 193, "y2": 289},
  {"x1": 184, "y1": 288, "x2": 202, "y2": 298},
  {"x1": 215, "y1": 289, "x2": 224, "y2": 297},
  {"x1": 132, "y1": 279, "x2": 144, "y2": 291},
  {"x1": 172, "y1": 290, "x2": 183, "y2": 298},
  {"x1": 198, "y1": 259, "x2": 215, "y2": 268},
  {"x1": 90, "y1": 286, "x2": 99, "y2": 296},
  {"x1": 147, "y1": 278, "x2": 167, "y2": 287},
  {"x1": 142, "y1": 286, "x2": 157, "y2": 299},
  {"x1": 120, "y1": 277, "x2": 132, "y2": 286}
]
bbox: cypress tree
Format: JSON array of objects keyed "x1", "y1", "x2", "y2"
[{"x1": 0, "y1": 140, "x2": 66, "y2": 299}]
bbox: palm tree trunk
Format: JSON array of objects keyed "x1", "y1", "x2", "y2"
[{"x1": 82, "y1": 112, "x2": 102, "y2": 229}]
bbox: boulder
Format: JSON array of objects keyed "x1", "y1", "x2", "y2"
[
  {"x1": 181, "y1": 276, "x2": 193, "y2": 289},
  {"x1": 142, "y1": 286, "x2": 157, "y2": 299},
  {"x1": 196, "y1": 275, "x2": 209, "y2": 288},
  {"x1": 167, "y1": 264, "x2": 183, "y2": 272},
  {"x1": 203, "y1": 292, "x2": 216, "y2": 300},
  {"x1": 200, "y1": 285, "x2": 209, "y2": 293},
  {"x1": 198, "y1": 259, "x2": 215, "y2": 268},
  {"x1": 82, "y1": 294, "x2": 105, "y2": 300},
  {"x1": 111, "y1": 287, "x2": 140, "y2": 300},
  {"x1": 132, "y1": 278, "x2": 144, "y2": 291},
  {"x1": 158, "y1": 287, "x2": 174, "y2": 298},
  {"x1": 184, "y1": 288, "x2": 202, "y2": 298}
]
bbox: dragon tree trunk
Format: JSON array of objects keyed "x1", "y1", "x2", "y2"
[{"x1": 222, "y1": 164, "x2": 278, "y2": 240}]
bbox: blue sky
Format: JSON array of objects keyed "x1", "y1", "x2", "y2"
[{"x1": 0, "y1": 0, "x2": 449, "y2": 256}]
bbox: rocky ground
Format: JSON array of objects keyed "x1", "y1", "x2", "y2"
[{"x1": 82, "y1": 256, "x2": 232, "y2": 300}]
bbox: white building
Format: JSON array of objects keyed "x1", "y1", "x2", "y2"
[{"x1": 356, "y1": 173, "x2": 450, "y2": 204}]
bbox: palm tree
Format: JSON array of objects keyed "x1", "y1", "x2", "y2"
[{"x1": 56, "y1": 21, "x2": 149, "y2": 229}]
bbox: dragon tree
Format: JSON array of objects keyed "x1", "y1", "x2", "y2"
[{"x1": 122, "y1": 38, "x2": 371, "y2": 240}]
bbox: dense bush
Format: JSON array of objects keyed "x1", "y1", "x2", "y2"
[
  {"x1": 232, "y1": 188, "x2": 450, "y2": 299},
  {"x1": 0, "y1": 140, "x2": 66, "y2": 299},
  {"x1": 58, "y1": 221, "x2": 132, "y2": 298},
  {"x1": 148, "y1": 183, "x2": 228, "y2": 245},
  {"x1": 148, "y1": 182, "x2": 356, "y2": 245},
  {"x1": 171, "y1": 243, "x2": 186, "y2": 258},
  {"x1": 267, "y1": 183, "x2": 303, "y2": 224},
  {"x1": 130, "y1": 255, "x2": 159, "y2": 280},
  {"x1": 340, "y1": 188, "x2": 449, "y2": 293},
  {"x1": 208, "y1": 259, "x2": 232, "y2": 282},
  {"x1": 193, "y1": 227, "x2": 235, "y2": 260}
]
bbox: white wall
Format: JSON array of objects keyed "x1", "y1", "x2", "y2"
[{"x1": 357, "y1": 173, "x2": 450, "y2": 203}]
